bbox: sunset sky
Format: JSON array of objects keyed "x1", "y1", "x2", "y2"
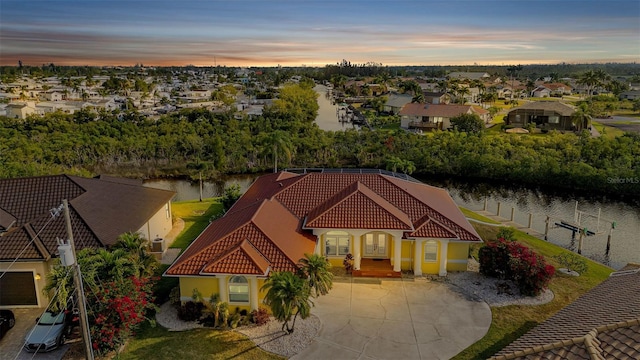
[{"x1": 1, "y1": 0, "x2": 639, "y2": 67}]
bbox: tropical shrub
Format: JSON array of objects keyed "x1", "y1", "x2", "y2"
[
  {"x1": 250, "y1": 307, "x2": 270, "y2": 326},
  {"x1": 177, "y1": 301, "x2": 204, "y2": 322},
  {"x1": 496, "y1": 227, "x2": 516, "y2": 241},
  {"x1": 479, "y1": 238, "x2": 555, "y2": 296},
  {"x1": 554, "y1": 252, "x2": 588, "y2": 275}
]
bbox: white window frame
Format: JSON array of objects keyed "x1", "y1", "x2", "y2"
[
  {"x1": 228, "y1": 276, "x2": 249, "y2": 303},
  {"x1": 325, "y1": 231, "x2": 350, "y2": 256},
  {"x1": 548, "y1": 115, "x2": 560, "y2": 124},
  {"x1": 424, "y1": 241, "x2": 438, "y2": 262}
]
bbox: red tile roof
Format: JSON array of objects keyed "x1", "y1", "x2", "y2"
[
  {"x1": 305, "y1": 181, "x2": 413, "y2": 230},
  {"x1": 166, "y1": 171, "x2": 480, "y2": 277},
  {"x1": 398, "y1": 103, "x2": 477, "y2": 118},
  {"x1": 0, "y1": 175, "x2": 175, "y2": 261}
]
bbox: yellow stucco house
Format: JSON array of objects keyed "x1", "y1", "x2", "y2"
[{"x1": 165, "y1": 170, "x2": 482, "y2": 312}]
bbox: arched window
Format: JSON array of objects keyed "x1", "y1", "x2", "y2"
[
  {"x1": 228, "y1": 276, "x2": 249, "y2": 303},
  {"x1": 424, "y1": 240, "x2": 438, "y2": 262},
  {"x1": 325, "y1": 231, "x2": 350, "y2": 256}
]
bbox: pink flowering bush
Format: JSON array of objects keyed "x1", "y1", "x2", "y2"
[{"x1": 479, "y1": 238, "x2": 555, "y2": 296}]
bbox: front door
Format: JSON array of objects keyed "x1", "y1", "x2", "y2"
[{"x1": 364, "y1": 233, "x2": 388, "y2": 258}]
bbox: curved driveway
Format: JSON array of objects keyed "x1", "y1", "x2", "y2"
[{"x1": 292, "y1": 278, "x2": 491, "y2": 360}]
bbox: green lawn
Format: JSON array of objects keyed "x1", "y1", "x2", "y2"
[
  {"x1": 460, "y1": 207, "x2": 500, "y2": 224},
  {"x1": 453, "y1": 223, "x2": 613, "y2": 360},
  {"x1": 170, "y1": 198, "x2": 224, "y2": 250},
  {"x1": 117, "y1": 323, "x2": 283, "y2": 360},
  {"x1": 591, "y1": 120, "x2": 625, "y2": 139}
]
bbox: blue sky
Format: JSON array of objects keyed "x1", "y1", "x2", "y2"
[{"x1": 1, "y1": 0, "x2": 638, "y2": 66}]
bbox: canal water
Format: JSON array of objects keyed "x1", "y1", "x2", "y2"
[
  {"x1": 314, "y1": 84, "x2": 357, "y2": 131},
  {"x1": 145, "y1": 176, "x2": 639, "y2": 270}
]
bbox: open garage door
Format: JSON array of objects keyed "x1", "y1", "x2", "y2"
[{"x1": 0, "y1": 271, "x2": 37, "y2": 306}]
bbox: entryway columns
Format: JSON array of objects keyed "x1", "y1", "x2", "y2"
[
  {"x1": 413, "y1": 239, "x2": 424, "y2": 276},
  {"x1": 439, "y1": 239, "x2": 449, "y2": 276},
  {"x1": 218, "y1": 275, "x2": 228, "y2": 302},
  {"x1": 249, "y1": 277, "x2": 259, "y2": 311},
  {"x1": 349, "y1": 230, "x2": 367, "y2": 270},
  {"x1": 389, "y1": 230, "x2": 404, "y2": 272}
]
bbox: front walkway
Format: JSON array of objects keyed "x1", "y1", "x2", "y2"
[{"x1": 292, "y1": 278, "x2": 492, "y2": 360}]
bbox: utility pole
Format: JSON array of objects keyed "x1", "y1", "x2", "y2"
[{"x1": 62, "y1": 199, "x2": 95, "y2": 360}]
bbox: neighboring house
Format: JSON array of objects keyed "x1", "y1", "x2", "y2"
[
  {"x1": 383, "y1": 93, "x2": 413, "y2": 114},
  {"x1": 165, "y1": 170, "x2": 481, "y2": 312},
  {"x1": 423, "y1": 92, "x2": 450, "y2": 105},
  {"x1": 399, "y1": 103, "x2": 489, "y2": 130},
  {"x1": 491, "y1": 264, "x2": 640, "y2": 359},
  {"x1": 530, "y1": 86, "x2": 551, "y2": 98},
  {"x1": 619, "y1": 90, "x2": 640, "y2": 100},
  {"x1": 42, "y1": 90, "x2": 64, "y2": 102},
  {"x1": 531, "y1": 83, "x2": 573, "y2": 98},
  {"x1": 505, "y1": 101, "x2": 578, "y2": 131},
  {"x1": 5, "y1": 102, "x2": 36, "y2": 119},
  {"x1": 0, "y1": 175, "x2": 175, "y2": 308},
  {"x1": 448, "y1": 72, "x2": 490, "y2": 80}
]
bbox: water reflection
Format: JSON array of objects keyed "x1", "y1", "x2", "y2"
[
  {"x1": 314, "y1": 85, "x2": 358, "y2": 132},
  {"x1": 420, "y1": 176, "x2": 640, "y2": 270}
]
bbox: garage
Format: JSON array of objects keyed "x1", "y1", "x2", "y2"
[{"x1": 0, "y1": 271, "x2": 37, "y2": 306}]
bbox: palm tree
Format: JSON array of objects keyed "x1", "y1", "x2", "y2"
[
  {"x1": 578, "y1": 70, "x2": 599, "y2": 98},
  {"x1": 262, "y1": 130, "x2": 293, "y2": 173},
  {"x1": 411, "y1": 91, "x2": 425, "y2": 104},
  {"x1": 455, "y1": 86, "x2": 471, "y2": 104},
  {"x1": 386, "y1": 156, "x2": 404, "y2": 173},
  {"x1": 261, "y1": 271, "x2": 312, "y2": 334},
  {"x1": 112, "y1": 232, "x2": 157, "y2": 277},
  {"x1": 402, "y1": 160, "x2": 416, "y2": 175},
  {"x1": 297, "y1": 253, "x2": 333, "y2": 297},
  {"x1": 571, "y1": 106, "x2": 592, "y2": 132}
]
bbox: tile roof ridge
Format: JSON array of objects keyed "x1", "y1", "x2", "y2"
[
  {"x1": 167, "y1": 202, "x2": 261, "y2": 274},
  {"x1": 411, "y1": 215, "x2": 457, "y2": 238},
  {"x1": 304, "y1": 180, "x2": 361, "y2": 224},
  {"x1": 201, "y1": 238, "x2": 270, "y2": 275},
  {"x1": 65, "y1": 200, "x2": 107, "y2": 248},
  {"x1": 249, "y1": 201, "x2": 300, "y2": 269},
  {"x1": 23, "y1": 223, "x2": 51, "y2": 260}
]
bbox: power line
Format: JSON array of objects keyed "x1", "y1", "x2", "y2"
[
  {"x1": 0, "y1": 204, "x2": 64, "y2": 280},
  {"x1": 13, "y1": 266, "x2": 72, "y2": 360}
]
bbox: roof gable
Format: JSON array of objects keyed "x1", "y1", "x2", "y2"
[
  {"x1": 305, "y1": 181, "x2": 413, "y2": 230},
  {"x1": 202, "y1": 239, "x2": 270, "y2": 275},
  {"x1": 399, "y1": 103, "x2": 475, "y2": 118},
  {"x1": 166, "y1": 199, "x2": 315, "y2": 276}
]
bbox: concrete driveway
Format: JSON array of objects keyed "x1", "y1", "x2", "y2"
[
  {"x1": 0, "y1": 308, "x2": 69, "y2": 360},
  {"x1": 292, "y1": 278, "x2": 492, "y2": 360}
]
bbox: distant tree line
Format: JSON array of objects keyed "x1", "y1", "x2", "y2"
[{"x1": 1, "y1": 82, "x2": 639, "y2": 198}]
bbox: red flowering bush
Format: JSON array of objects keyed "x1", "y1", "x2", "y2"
[
  {"x1": 89, "y1": 275, "x2": 156, "y2": 354},
  {"x1": 479, "y1": 238, "x2": 555, "y2": 296}
]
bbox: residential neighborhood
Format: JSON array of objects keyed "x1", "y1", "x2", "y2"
[{"x1": 1, "y1": 1, "x2": 640, "y2": 359}]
